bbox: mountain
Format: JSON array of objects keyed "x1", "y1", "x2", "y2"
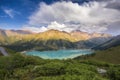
[
  {"x1": 0, "y1": 29, "x2": 8, "y2": 44},
  {"x1": 5, "y1": 30, "x2": 33, "y2": 37},
  {"x1": 70, "y1": 30, "x2": 91, "y2": 41},
  {"x1": 0, "y1": 29, "x2": 112, "y2": 43},
  {"x1": 2, "y1": 30, "x2": 81, "y2": 51},
  {"x1": 0, "y1": 29, "x2": 112, "y2": 52},
  {"x1": 11, "y1": 30, "x2": 33, "y2": 34},
  {"x1": 0, "y1": 29, "x2": 33, "y2": 44},
  {"x1": 93, "y1": 35, "x2": 120, "y2": 50},
  {"x1": 32, "y1": 29, "x2": 77, "y2": 42},
  {"x1": 71, "y1": 30, "x2": 112, "y2": 45}
]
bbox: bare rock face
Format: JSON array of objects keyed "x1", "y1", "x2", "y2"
[
  {"x1": 0, "y1": 29, "x2": 7, "y2": 42},
  {"x1": 70, "y1": 30, "x2": 91, "y2": 41},
  {"x1": 93, "y1": 35, "x2": 120, "y2": 50},
  {"x1": 0, "y1": 47, "x2": 8, "y2": 56},
  {"x1": 90, "y1": 33, "x2": 111, "y2": 38}
]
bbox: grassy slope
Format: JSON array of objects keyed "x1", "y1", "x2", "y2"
[
  {"x1": 74, "y1": 45, "x2": 120, "y2": 64},
  {"x1": 88, "y1": 46, "x2": 120, "y2": 64}
]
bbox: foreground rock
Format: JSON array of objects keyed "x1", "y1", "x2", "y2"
[{"x1": 0, "y1": 47, "x2": 8, "y2": 56}]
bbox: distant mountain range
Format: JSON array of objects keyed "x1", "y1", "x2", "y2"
[
  {"x1": 0, "y1": 29, "x2": 112, "y2": 52},
  {"x1": 93, "y1": 35, "x2": 120, "y2": 50}
]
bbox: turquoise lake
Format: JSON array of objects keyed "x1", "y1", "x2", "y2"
[{"x1": 25, "y1": 49, "x2": 93, "y2": 59}]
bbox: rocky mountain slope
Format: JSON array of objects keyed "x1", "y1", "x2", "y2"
[
  {"x1": 93, "y1": 35, "x2": 120, "y2": 50},
  {"x1": 0, "y1": 29, "x2": 112, "y2": 51}
]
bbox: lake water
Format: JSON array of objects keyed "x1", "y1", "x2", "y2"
[{"x1": 25, "y1": 49, "x2": 93, "y2": 59}]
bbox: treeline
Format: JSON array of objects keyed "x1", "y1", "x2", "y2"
[
  {"x1": 3, "y1": 39, "x2": 75, "y2": 52},
  {"x1": 2, "y1": 39, "x2": 95, "y2": 52}
]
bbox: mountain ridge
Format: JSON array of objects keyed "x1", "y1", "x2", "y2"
[
  {"x1": 93, "y1": 35, "x2": 120, "y2": 50},
  {"x1": 0, "y1": 29, "x2": 112, "y2": 43},
  {"x1": 0, "y1": 29, "x2": 112, "y2": 51}
]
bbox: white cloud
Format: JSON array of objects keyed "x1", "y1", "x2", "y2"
[
  {"x1": 80, "y1": 24, "x2": 108, "y2": 33},
  {"x1": 47, "y1": 21, "x2": 69, "y2": 32},
  {"x1": 3, "y1": 9, "x2": 14, "y2": 18},
  {"x1": 22, "y1": 25, "x2": 47, "y2": 33},
  {"x1": 23, "y1": 1, "x2": 120, "y2": 33}
]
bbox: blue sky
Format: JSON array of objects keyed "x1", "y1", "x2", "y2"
[
  {"x1": 0, "y1": 0, "x2": 120, "y2": 35},
  {"x1": 0, "y1": 0, "x2": 40, "y2": 29},
  {"x1": 0, "y1": 0, "x2": 91, "y2": 29}
]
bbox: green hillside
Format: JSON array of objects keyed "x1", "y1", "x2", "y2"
[
  {"x1": 4, "y1": 39, "x2": 76, "y2": 52},
  {"x1": 4, "y1": 39, "x2": 98, "y2": 52},
  {"x1": 0, "y1": 53, "x2": 120, "y2": 80},
  {"x1": 89, "y1": 46, "x2": 120, "y2": 64},
  {"x1": 75, "y1": 46, "x2": 120, "y2": 64}
]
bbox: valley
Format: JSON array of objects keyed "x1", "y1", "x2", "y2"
[{"x1": 0, "y1": 0, "x2": 120, "y2": 80}]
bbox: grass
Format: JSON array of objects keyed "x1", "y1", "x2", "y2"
[
  {"x1": 88, "y1": 46, "x2": 120, "y2": 64},
  {"x1": 75, "y1": 45, "x2": 120, "y2": 64}
]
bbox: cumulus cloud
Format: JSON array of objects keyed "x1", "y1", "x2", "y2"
[
  {"x1": 48, "y1": 21, "x2": 67, "y2": 31},
  {"x1": 22, "y1": 1, "x2": 120, "y2": 33}
]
